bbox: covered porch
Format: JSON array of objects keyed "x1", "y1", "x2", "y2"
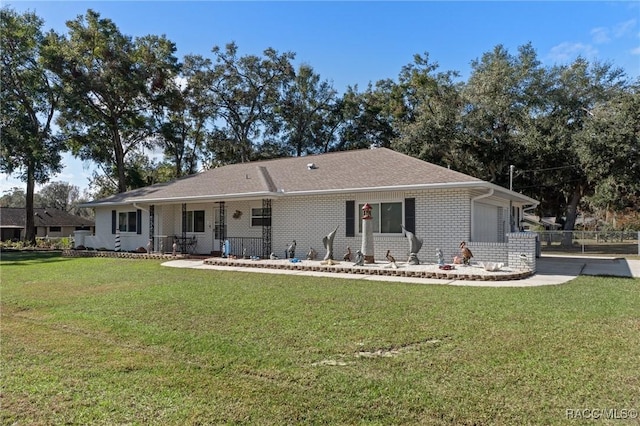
[{"x1": 149, "y1": 199, "x2": 272, "y2": 257}]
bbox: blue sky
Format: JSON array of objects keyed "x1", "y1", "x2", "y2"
[{"x1": 2, "y1": 1, "x2": 639, "y2": 195}]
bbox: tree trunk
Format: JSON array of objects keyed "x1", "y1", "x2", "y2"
[
  {"x1": 24, "y1": 165, "x2": 36, "y2": 245},
  {"x1": 113, "y1": 130, "x2": 127, "y2": 193},
  {"x1": 561, "y1": 185, "x2": 583, "y2": 248}
]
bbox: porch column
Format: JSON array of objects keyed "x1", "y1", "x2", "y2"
[
  {"x1": 149, "y1": 205, "x2": 155, "y2": 252},
  {"x1": 262, "y1": 198, "x2": 272, "y2": 258},
  {"x1": 218, "y1": 201, "x2": 226, "y2": 254},
  {"x1": 181, "y1": 203, "x2": 187, "y2": 254}
]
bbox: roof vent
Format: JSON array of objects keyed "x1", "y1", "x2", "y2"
[{"x1": 307, "y1": 163, "x2": 317, "y2": 170}]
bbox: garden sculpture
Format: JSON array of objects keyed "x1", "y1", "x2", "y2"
[
  {"x1": 385, "y1": 249, "x2": 398, "y2": 269},
  {"x1": 343, "y1": 246, "x2": 352, "y2": 261},
  {"x1": 460, "y1": 241, "x2": 473, "y2": 265},
  {"x1": 353, "y1": 249, "x2": 365, "y2": 266},
  {"x1": 323, "y1": 226, "x2": 339, "y2": 261},
  {"x1": 286, "y1": 240, "x2": 296, "y2": 259},
  {"x1": 307, "y1": 247, "x2": 317, "y2": 260},
  {"x1": 402, "y1": 225, "x2": 423, "y2": 265}
]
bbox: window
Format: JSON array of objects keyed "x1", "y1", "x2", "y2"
[
  {"x1": 118, "y1": 211, "x2": 138, "y2": 233},
  {"x1": 49, "y1": 226, "x2": 61, "y2": 232},
  {"x1": 186, "y1": 210, "x2": 205, "y2": 232},
  {"x1": 358, "y1": 202, "x2": 403, "y2": 234},
  {"x1": 251, "y1": 207, "x2": 271, "y2": 227}
]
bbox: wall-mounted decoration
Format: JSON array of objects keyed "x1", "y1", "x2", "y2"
[{"x1": 232, "y1": 210, "x2": 242, "y2": 219}]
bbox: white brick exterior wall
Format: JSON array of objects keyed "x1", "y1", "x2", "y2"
[
  {"x1": 507, "y1": 232, "x2": 538, "y2": 272},
  {"x1": 89, "y1": 188, "x2": 535, "y2": 269}
]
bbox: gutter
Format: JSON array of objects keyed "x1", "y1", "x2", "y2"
[
  {"x1": 281, "y1": 181, "x2": 538, "y2": 205},
  {"x1": 81, "y1": 181, "x2": 539, "y2": 208}
]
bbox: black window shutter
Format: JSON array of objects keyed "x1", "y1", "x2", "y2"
[
  {"x1": 111, "y1": 210, "x2": 116, "y2": 234},
  {"x1": 404, "y1": 198, "x2": 415, "y2": 233},
  {"x1": 136, "y1": 209, "x2": 142, "y2": 234},
  {"x1": 346, "y1": 200, "x2": 355, "y2": 237}
]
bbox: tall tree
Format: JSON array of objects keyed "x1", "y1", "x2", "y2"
[
  {"x1": 1, "y1": 7, "x2": 64, "y2": 244},
  {"x1": 156, "y1": 54, "x2": 215, "y2": 178},
  {"x1": 278, "y1": 64, "x2": 338, "y2": 156},
  {"x1": 36, "y1": 181, "x2": 79, "y2": 211},
  {"x1": 0, "y1": 187, "x2": 27, "y2": 207},
  {"x1": 337, "y1": 81, "x2": 398, "y2": 151},
  {"x1": 203, "y1": 42, "x2": 295, "y2": 164},
  {"x1": 391, "y1": 53, "x2": 464, "y2": 168},
  {"x1": 520, "y1": 58, "x2": 630, "y2": 238},
  {"x1": 86, "y1": 152, "x2": 162, "y2": 199},
  {"x1": 43, "y1": 9, "x2": 180, "y2": 193},
  {"x1": 460, "y1": 44, "x2": 543, "y2": 186},
  {"x1": 576, "y1": 85, "x2": 640, "y2": 212}
]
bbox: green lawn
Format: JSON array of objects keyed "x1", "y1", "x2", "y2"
[{"x1": 1, "y1": 252, "x2": 639, "y2": 425}]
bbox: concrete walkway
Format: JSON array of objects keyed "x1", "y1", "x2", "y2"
[{"x1": 162, "y1": 256, "x2": 640, "y2": 287}]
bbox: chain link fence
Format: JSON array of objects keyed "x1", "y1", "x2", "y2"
[{"x1": 535, "y1": 231, "x2": 640, "y2": 255}]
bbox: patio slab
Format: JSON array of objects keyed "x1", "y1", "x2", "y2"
[{"x1": 162, "y1": 255, "x2": 640, "y2": 287}]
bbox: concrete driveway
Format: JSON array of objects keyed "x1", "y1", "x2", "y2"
[{"x1": 538, "y1": 255, "x2": 640, "y2": 278}]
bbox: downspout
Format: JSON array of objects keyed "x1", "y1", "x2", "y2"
[
  {"x1": 470, "y1": 189, "x2": 494, "y2": 241},
  {"x1": 132, "y1": 202, "x2": 148, "y2": 212}
]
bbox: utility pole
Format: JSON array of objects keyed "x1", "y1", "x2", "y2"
[
  {"x1": 509, "y1": 165, "x2": 514, "y2": 191},
  {"x1": 509, "y1": 165, "x2": 515, "y2": 232}
]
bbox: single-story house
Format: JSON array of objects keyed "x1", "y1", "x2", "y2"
[
  {"x1": 82, "y1": 148, "x2": 539, "y2": 268},
  {"x1": 0, "y1": 207, "x2": 95, "y2": 241}
]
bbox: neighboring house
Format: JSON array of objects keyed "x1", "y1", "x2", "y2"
[
  {"x1": 0, "y1": 207, "x2": 95, "y2": 241},
  {"x1": 82, "y1": 148, "x2": 539, "y2": 265},
  {"x1": 521, "y1": 214, "x2": 563, "y2": 231}
]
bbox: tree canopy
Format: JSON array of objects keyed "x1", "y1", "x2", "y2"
[
  {"x1": 1, "y1": 7, "x2": 64, "y2": 243},
  {"x1": 42, "y1": 9, "x2": 180, "y2": 193},
  {"x1": 2, "y1": 6, "x2": 638, "y2": 238}
]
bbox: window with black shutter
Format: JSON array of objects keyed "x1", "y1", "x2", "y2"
[
  {"x1": 345, "y1": 200, "x2": 355, "y2": 237},
  {"x1": 404, "y1": 198, "x2": 415, "y2": 233}
]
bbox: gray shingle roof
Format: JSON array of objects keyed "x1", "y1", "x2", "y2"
[
  {"x1": 0, "y1": 208, "x2": 95, "y2": 227},
  {"x1": 84, "y1": 148, "x2": 536, "y2": 206}
]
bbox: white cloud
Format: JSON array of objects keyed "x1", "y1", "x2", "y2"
[
  {"x1": 631, "y1": 46, "x2": 640, "y2": 55},
  {"x1": 613, "y1": 19, "x2": 637, "y2": 38},
  {"x1": 591, "y1": 27, "x2": 610, "y2": 44},
  {"x1": 548, "y1": 42, "x2": 599, "y2": 63},
  {"x1": 591, "y1": 19, "x2": 637, "y2": 45}
]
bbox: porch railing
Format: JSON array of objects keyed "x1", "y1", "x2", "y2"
[
  {"x1": 226, "y1": 237, "x2": 264, "y2": 258},
  {"x1": 153, "y1": 235, "x2": 197, "y2": 254}
]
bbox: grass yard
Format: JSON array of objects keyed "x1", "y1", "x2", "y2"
[{"x1": 1, "y1": 252, "x2": 639, "y2": 425}]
